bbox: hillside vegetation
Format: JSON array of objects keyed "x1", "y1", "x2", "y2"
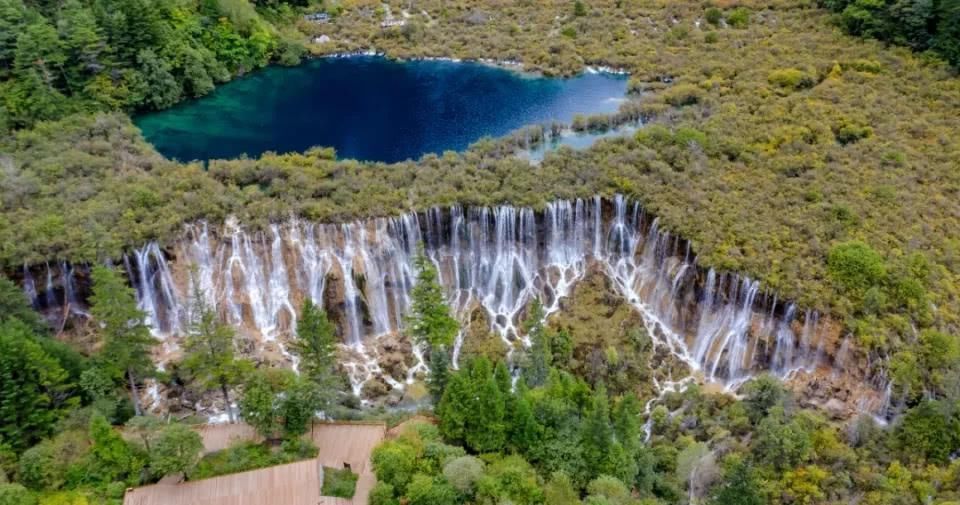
[{"x1": 1, "y1": 1, "x2": 960, "y2": 501}]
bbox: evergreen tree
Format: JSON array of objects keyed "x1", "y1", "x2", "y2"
[
  {"x1": 90, "y1": 265, "x2": 156, "y2": 417},
  {"x1": 7, "y1": 20, "x2": 69, "y2": 125},
  {"x1": 465, "y1": 359, "x2": 506, "y2": 453},
  {"x1": 581, "y1": 385, "x2": 613, "y2": 480},
  {"x1": 428, "y1": 346, "x2": 450, "y2": 403},
  {"x1": 134, "y1": 48, "x2": 180, "y2": 109},
  {"x1": 291, "y1": 299, "x2": 338, "y2": 389},
  {"x1": 507, "y1": 381, "x2": 541, "y2": 453},
  {"x1": 408, "y1": 249, "x2": 458, "y2": 349},
  {"x1": 494, "y1": 359, "x2": 512, "y2": 395},
  {"x1": 0, "y1": 275, "x2": 44, "y2": 331},
  {"x1": 58, "y1": 0, "x2": 108, "y2": 93},
  {"x1": 521, "y1": 299, "x2": 550, "y2": 387},
  {"x1": 0, "y1": 320, "x2": 75, "y2": 453},
  {"x1": 437, "y1": 367, "x2": 471, "y2": 444},
  {"x1": 0, "y1": 0, "x2": 27, "y2": 76},
  {"x1": 408, "y1": 247, "x2": 458, "y2": 402},
  {"x1": 182, "y1": 276, "x2": 249, "y2": 423},
  {"x1": 239, "y1": 369, "x2": 280, "y2": 438},
  {"x1": 612, "y1": 394, "x2": 641, "y2": 484}
]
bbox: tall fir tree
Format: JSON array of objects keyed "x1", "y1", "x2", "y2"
[
  {"x1": 581, "y1": 385, "x2": 613, "y2": 481},
  {"x1": 408, "y1": 249, "x2": 458, "y2": 348},
  {"x1": 522, "y1": 298, "x2": 550, "y2": 387},
  {"x1": 182, "y1": 274, "x2": 249, "y2": 423},
  {"x1": 90, "y1": 265, "x2": 156, "y2": 416},
  {"x1": 291, "y1": 299, "x2": 338, "y2": 392},
  {"x1": 0, "y1": 320, "x2": 75, "y2": 452},
  {"x1": 408, "y1": 247, "x2": 458, "y2": 401}
]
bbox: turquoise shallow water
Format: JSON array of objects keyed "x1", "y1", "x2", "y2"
[{"x1": 135, "y1": 57, "x2": 629, "y2": 163}]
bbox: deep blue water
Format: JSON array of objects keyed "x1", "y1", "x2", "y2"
[{"x1": 135, "y1": 57, "x2": 628, "y2": 163}]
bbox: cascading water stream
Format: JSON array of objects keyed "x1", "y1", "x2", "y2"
[{"x1": 22, "y1": 195, "x2": 882, "y2": 414}]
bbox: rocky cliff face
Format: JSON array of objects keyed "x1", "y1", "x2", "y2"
[{"x1": 20, "y1": 195, "x2": 888, "y2": 416}]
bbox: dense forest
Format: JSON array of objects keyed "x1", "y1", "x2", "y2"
[
  {"x1": 1, "y1": 0, "x2": 960, "y2": 504},
  {"x1": 821, "y1": 0, "x2": 960, "y2": 66},
  {"x1": 0, "y1": 0, "x2": 306, "y2": 130}
]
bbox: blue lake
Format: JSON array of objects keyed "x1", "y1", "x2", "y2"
[{"x1": 135, "y1": 56, "x2": 629, "y2": 163}]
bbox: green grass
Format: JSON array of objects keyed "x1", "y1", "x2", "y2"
[{"x1": 322, "y1": 466, "x2": 358, "y2": 498}]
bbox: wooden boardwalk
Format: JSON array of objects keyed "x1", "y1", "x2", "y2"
[{"x1": 124, "y1": 422, "x2": 386, "y2": 505}]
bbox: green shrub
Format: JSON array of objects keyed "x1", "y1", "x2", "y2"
[
  {"x1": 369, "y1": 482, "x2": 399, "y2": 505},
  {"x1": 768, "y1": 68, "x2": 816, "y2": 90},
  {"x1": 0, "y1": 484, "x2": 36, "y2": 505},
  {"x1": 704, "y1": 31, "x2": 719, "y2": 44},
  {"x1": 846, "y1": 59, "x2": 883, "y2": 74},
  {"x1": 442, "y1": 456, "x2": 485, "y2": 494},
  {"x1": 705, "y1": 8, "x2": 722, "y2": 26},
  {"x1": 895, "y1": 401, "x2": 960, "y2": 465},
  {"x1": 827, "y1": 241, "x2": 886, "y2": 296},
  {"x1": 660, "y1": 84, "x2": 706, "y2": 106},
  {"x1": 371, "y1": 441, "x2": 418, "y2": 491},
  {"x1": 727, "y1": 7, "x2": 750, "y2": 28},
  {"x1": 322, "y1": 467, "x2": 358, "y2": 498},
  {"x1": 834, "y1": 122, "x2": 873, "y2": 145}
]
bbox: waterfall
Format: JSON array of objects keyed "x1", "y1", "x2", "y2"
[
  {"x1": 22, "y1": 265, "x2": 38, "y2": 309},
  {"x1": 26, "y1": 195, "x2": 858, "y2": 400}
]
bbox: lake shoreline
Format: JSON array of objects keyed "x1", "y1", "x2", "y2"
[{"x1": 135, "y1": 56, "x2": 630, "y2": 164}]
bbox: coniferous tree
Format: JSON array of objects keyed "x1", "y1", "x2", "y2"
[
  {"x1": 408, "y1": 249, "x2": 458, "y2": 349},
  {"x1": 58, "y1": 0, "x2": 108, "y2": 93},
  {"x1": 507, "y1": 381, "x2": 541, "y2": 453},
  {"x1": 90, "y1": 265, "x2": 155, "y2": 417},
  {"x1": 437, "y1": 366, "x2": 471, "y2": 444},
  {"x1": 182, "y1": 275, "x2": 250, "y2": 423},
  {"x1": 464, "y1": 359, "x2": 506, "y2": 453},
  {"x1": 0, "y1": 275, "x2": 44, "y2": 331},
  {"x1": 0, "y1": 320, "x2": 75, "y2": 453},
  {"x1": 581, "y1": 385, "x2": 613, "y2": 480},
  {"x1": 408, "y1": 247, "x2": 458, "y2": 401},
  {"x1": 427, "y1": 346, "x2": 451, "y2": 403},
  {"x1": 291, "y1": 299, "x2": 338, "y2": 390},
  {"x1": 522, "y1": 298, "x2": 550, "y2": 387}
]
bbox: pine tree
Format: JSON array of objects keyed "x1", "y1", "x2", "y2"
[
  {"x1": 507, "y1": 381, "x2": 541, "y2": 453},
  {"x1": 0, "y1": 320, "x2": 75, "y2": 452},
  {"x1": 291, "y1": 299, "x2": 338, "y2": 390},
  {"x1": 182, "y1": 275, "x2": 250, "y2": 423},
  {"x1": 58, "y1": 0, "x2": 108, "y2": 93},
  {"x1": 522, "y1": 298, "x2": 550, "y2": 387},
  {"x1": 465, "y1": 359, "x2": 506, "y2": 453},
  {"x1": 494, "y1": 360, "x2": 512, "y2": 395},
  {"x1": 90, "y1": 265, "x2": 156, "y2": 417},
  {"x1": 0, "y1": 275, "x2": 44, "y2": 331},
  {"x1": 408, "y1": 249, "x2": 458, "y2": 349},
  {"x1": 428, "y1": 346, "x2": 450, "y2": 403},
  {"x1": 612, "y1": 394, "x2": 642, "y2": 485},
  {"x1": 581, "y1": 385, "x2": 613, "y2": 481},
  {"x1": 437, "y1": 364, "x2": 473, "y2": 444},
  {"x1": 408, "y1": 247, "x2": 458, "y2": 402}
]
